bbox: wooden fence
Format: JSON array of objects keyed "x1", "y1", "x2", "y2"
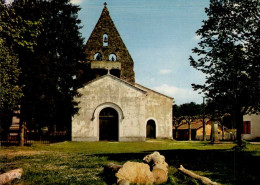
[{"x1": 0, "y1": 132, "x2": 68, "y2": 146}]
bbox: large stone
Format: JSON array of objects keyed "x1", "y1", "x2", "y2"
[
  {"x1": 116, "y1": 161, "x2": 154, "y2": 184},
  {"x1": 143, "y1": 151, "x2": 169, "y2": 184}
]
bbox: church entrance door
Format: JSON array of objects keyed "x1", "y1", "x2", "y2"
[
  {"x1": 99, "y1": 107, "x2": 118, "y2": 141},
  {"x1": 146, "y1": 120, "x2": 156, "y2": 139}
]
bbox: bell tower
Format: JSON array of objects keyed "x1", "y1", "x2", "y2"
[{"x1": 83, "y1": 2, "x2": 135, "y2": 84}]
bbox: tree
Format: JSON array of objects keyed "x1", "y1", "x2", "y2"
[
  {"x1": 190, "y1": 0, "x2": 260, "y2": 146},
  {"x1": 0, "y1": 1, "x2": 40, "y2": 144},
  {"x1": 12, "y1": 0, "x2": 85, "y2": 139}
]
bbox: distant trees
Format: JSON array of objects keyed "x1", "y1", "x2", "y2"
[
  {"x1": 173, "y1": 102, "x2": 203, "y2": 140},
  {"x1": 190, "y1": 0, "x2": 260, "y2": 146}
]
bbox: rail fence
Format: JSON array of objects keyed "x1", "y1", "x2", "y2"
[{"x1": 0, "y1": 132, "x2": 68, "y2": 146}]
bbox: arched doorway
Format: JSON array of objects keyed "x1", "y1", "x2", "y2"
[
  {"x1": 99, "y1": 107, "x2": 118, "y2": 141},
  {"x1": 146, "y1": 120, "x2": 156, "y2": 139}
]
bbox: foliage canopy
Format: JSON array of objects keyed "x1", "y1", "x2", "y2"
[
  {"x1": 190, "y1": 0, "x2": 260, "y2": 114},
  {"x1": 190, "y1": 0, "x2": 260, "y2": 145}
]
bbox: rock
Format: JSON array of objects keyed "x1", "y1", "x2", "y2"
[{"x1": 116, "y1": 161, "x2": 154, "y2": 184}]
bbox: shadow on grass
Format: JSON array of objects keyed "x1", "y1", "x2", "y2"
[{"x1": 95, "y1": 149, "x2": 260, "y2": 185}]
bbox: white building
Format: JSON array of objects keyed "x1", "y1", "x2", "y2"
[{"x1": 243, "y1": 114, "x2": 260, "y2": 141}]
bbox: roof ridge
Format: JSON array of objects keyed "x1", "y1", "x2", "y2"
[{"x1": 79, "y1": 74, "x2": 146, "y2": 94}]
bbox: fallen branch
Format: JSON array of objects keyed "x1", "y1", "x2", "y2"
[
  {"x1": 178, "y1": 165, "x2": 220, "y2": 185},
  {"x1": 0, "y1": 168, "x2": 23, "y2": 184}
]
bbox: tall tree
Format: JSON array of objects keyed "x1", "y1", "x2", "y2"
[
  {"x1": 0, "y1": 1, "x2": 40, "y2": 143},
  {"x1": 190, "y1": 0, "x2": 260, "y2": 146},
  {"x1": 12, "y1": 0, "x2": 85, "y2": 139}
]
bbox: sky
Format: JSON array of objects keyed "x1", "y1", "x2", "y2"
[
  {"x1": 6, "y1": 0, "x2": 209, "y2": 105},
  {"x1": 74, "y1": 0, "x2": 209, "y2": 105}
]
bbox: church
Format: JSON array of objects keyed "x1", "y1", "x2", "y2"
[{"x1": 72, "y1": 3, "x2": 173, "y2": 141}]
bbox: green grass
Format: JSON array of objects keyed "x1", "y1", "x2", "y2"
[{"x1": 1, "y1": 140, "x2": 260, "y2": 185}]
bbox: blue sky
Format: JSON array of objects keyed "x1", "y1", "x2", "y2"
[
  {"x1": 7, "y1": 0, "x2": 209, "y2": 105},
  {"x1": 73, "y1": 0, "x2": 209, "y2": 105}
]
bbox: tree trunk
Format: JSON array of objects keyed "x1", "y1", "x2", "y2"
[
  {"x1": 202, "y1": 97, "x2": 206, "y2": 141},
  {"x1": 19, "y1": 121, "x2": 24, "y2": 146},
  {"x1": 188, "y1": 121, "x2": 191, "y2": 141},
  {"x1": 222, "y1": 125, "x2": 225, "y2": 140},
  {"x1": 174, "y1": 126, "x2": 178, "y2": 139},
  {"x1": 203, "y1": 119, "x2": 206, "y2": 141},
  {"x1": 236, "y1": 110, "x2": 244, "y2": 147}
]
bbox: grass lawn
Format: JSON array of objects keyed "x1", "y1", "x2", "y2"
[{"x1": 1, "y1": 140, "x2": 260, "y2": 185}]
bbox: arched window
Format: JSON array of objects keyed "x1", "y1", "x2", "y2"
[
  {"x1": 109, "y1": 54, "x2": 117, "y2": 61},
  {"x1": 103, "y1": 34, "x2": 108, "y2": 46},
  {"x1": 94, "y1": 52, "x2": 102, "y2": 61}
]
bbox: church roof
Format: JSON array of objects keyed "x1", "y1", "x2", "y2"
[
  {"x1": 80, "y1": 74, "x2": 147, "y2": 94},
  {"x1": 80, "y1": 73, "x2": 173, "y2": 101}
]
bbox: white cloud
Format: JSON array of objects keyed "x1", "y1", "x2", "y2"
[
  {"x1": 70, "y1": 0, "x2": 83, "y2": 5},
  {"x1": 153, "y1": 84, "x2": 203, "y2": 104},
  {"x1": 159, "y1": 69, "x2": 172, "y2": 75}
]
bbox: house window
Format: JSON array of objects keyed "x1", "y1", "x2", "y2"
[
  {"x1": 243, "y1": 121, "x2": 251, "y2": 134},
  {"x1": 103, "y1": 34, "x2": 108, "y2": 46},
  {"x1": 109, "y1": 54, "x2": 117, "y2": 61},
  {"x1": 94, "y1": 52, "x2": 102, "y2": 61}
]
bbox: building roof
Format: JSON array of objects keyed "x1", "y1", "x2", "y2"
[
  {"x1": 176, "y1": 122, "x2": 204, "y2": 130},
  {"x1": 173, "y1": 119, "x2": 227, "y2": 130},
  {"x1": 173, "y1": 119, "x2": 211, "y2": 130},
  {"x1": 80, "y1": 74, "x2": 173, "y2": 100},
  {"x1": 80, "y1": 74, "x2": 147, "y2": 94}
]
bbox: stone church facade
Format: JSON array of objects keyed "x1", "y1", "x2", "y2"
[{"x1": 72, "y1": 4, "x2": 173, "y2": 141}]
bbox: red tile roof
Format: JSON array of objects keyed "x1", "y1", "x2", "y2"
[{"x1": 173, "y1": 119, "x2": 211, "y2": 130}]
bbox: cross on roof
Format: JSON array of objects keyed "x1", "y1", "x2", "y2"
[{"x1": 104, "y1": 2, "x2": 107, "y2": 7}]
